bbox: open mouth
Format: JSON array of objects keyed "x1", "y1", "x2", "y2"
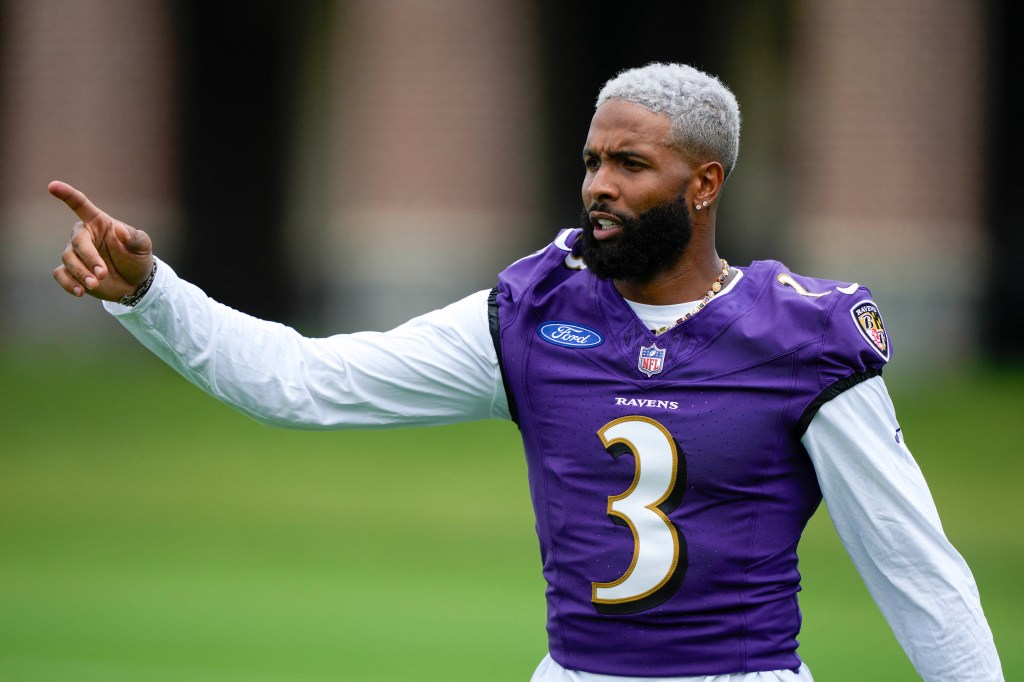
[{"x1": 589, "y1": 211, "x2": 623, "y2": 240}]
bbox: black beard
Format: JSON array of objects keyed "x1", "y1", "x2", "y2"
[{"x1": 576, "y1": 193, "x2": 693, "y2": 283}]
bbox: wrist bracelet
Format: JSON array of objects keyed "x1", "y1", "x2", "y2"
[{"x1": 119, "y1": 261, "x2": 158, "y2": 307}]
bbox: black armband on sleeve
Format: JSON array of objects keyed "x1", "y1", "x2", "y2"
[{"x1": 795, "y1": 367, "x2": 883, "y2": 439}]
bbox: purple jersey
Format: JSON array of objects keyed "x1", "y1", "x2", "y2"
[{"x1": 489, "y1": 230, "x2": 890, "y2": 677}]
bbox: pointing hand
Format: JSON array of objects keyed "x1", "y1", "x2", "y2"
[{"x1": 50, "y1": 181, "x2": 154, "y2": 302}]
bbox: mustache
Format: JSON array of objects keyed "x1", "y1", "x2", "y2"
[{"x1": 586, "y1": 203, "x2": 629, "y2": 221}]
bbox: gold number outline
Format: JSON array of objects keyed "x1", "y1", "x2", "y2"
[{"x1": 591, "y1": 415, "x2": 688, "y2": 614}]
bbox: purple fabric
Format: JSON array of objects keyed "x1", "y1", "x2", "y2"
[{"x1": 493, "y1": 230, "x2": 888, "y2": 676}]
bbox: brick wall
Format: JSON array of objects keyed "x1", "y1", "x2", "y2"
[
  {"x1": 789, "y1": 0, "x2": 985, "y2": 367},
  {"x1": 0, "y1": 0, "x2": 179, "y2": 336}
]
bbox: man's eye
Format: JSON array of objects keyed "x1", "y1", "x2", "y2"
[
  {"x1": 623, "y1": 159, "x2": 644, "y2": 169},
  {"x1": 584, "y1": 158, "x2": 600, "y2": 171}
]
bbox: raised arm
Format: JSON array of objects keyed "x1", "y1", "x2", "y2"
[
  {"x1": 50, "y1": 180, "x2": 154, "y2": 302},
  {"x1": 48, "y1": 182, "x2": 508, "y2": 430}
]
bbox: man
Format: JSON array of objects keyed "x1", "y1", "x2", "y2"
[{"x1": 52, "y1": 63, "x2": 1002, "y2": 681}]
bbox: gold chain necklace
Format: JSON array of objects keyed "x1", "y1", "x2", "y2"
[{"x1": 652, "y1": 259, "x2": 731, "y2": 335}]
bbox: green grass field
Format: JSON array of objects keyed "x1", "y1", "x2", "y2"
[{"x1": 1, "y1": 344, "x2": 1020, "y2": 680}]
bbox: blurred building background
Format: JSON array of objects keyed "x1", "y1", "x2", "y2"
[{"x1": 1, "y1": 0, "x2": 1020, "y2": 370}]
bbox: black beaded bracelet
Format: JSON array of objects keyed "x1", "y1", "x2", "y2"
[{"x1": 119, "y1": 261, "x2": 158, "y2": 307}]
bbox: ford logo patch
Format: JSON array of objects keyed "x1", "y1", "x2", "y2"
[{"x1": 537, "y1": 321, "x2": 604, "y2": 348}]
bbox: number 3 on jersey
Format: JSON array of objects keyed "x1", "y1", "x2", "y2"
[{"x1": 592, "y1": 416, "x2": 688, "y2": 615}]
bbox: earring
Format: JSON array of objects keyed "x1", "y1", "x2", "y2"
[
  {"x1": 695, "y1": 202, "x2": 702, "y2": 211},
  {"x1": 702, "y1": 200, "x2": 709, "y2": 208}
]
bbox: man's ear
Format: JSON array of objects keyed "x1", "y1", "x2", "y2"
[{"x1": 692, "y1": 161, "x2": 725, "y2": 208}]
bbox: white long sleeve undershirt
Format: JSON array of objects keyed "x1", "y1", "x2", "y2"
[{"x1": 104, "y1": 259, "x2": 1002, "y2": 682}]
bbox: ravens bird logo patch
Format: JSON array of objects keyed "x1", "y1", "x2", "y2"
[{"x1": 850, "y1": 300, "x2": 890, "y2": 361}]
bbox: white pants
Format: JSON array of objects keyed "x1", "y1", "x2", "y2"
[{"x1": 530, "y1": 655, "x2": 814, "y2": 682}]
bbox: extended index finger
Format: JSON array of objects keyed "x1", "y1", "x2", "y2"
[{"x1": 48, "y1": 180, "x2": 103, "y2": 223}]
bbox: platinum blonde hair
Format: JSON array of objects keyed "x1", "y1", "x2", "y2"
[{"x1": 596, "y1": 62, "x2": 741, "y2": 178}]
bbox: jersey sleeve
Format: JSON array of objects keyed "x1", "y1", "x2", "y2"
[
  {"x1": 794, "y1": 283, "x2": 892, "y2": 436},
  {"x1": 802, "y1": 377, "x2": 1003, "y2": 681},
  {"x1": 820, "y1": 289, "x2": 891, "y2": 379},
  {"x1": 103, "y1": 258, "x2": 508, "y2": 429}
]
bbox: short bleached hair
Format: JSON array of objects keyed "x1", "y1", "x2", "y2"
[{"x1": 596, "y1": 63, "x2": 741, "y2": 178}]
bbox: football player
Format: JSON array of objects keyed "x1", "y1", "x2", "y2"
[{"x1": 52, "y1": 63, "x2": 1002, "y2": 681}]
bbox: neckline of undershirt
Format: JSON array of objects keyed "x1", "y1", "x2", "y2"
[{"x1": 624, "y1": 269, "x2": 744, "y2": 331}]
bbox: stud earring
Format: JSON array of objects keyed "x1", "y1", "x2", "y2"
[
  {"x1": 695, "y1": 202, "x2": 702, "y2": 211},
  {"x1": 702, "y1": 200, "x2": 709, "y2": 208}
]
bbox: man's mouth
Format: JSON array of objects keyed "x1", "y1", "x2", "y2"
[{"x1": 589, "y1": 211, "x2": 623, "y2": 240}]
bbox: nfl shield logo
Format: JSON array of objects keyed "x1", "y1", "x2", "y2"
[{"x1": 638, "y1": 343, "x2": 666, "y2": 377}]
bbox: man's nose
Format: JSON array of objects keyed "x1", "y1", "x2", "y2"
[{"x1": 584, "y1": 166, "x2": 619, "y2": 204}]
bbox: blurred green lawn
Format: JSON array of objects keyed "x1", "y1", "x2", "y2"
[{"x1": 1, "y1": 344, "x2": 1020, "y2": 681}]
